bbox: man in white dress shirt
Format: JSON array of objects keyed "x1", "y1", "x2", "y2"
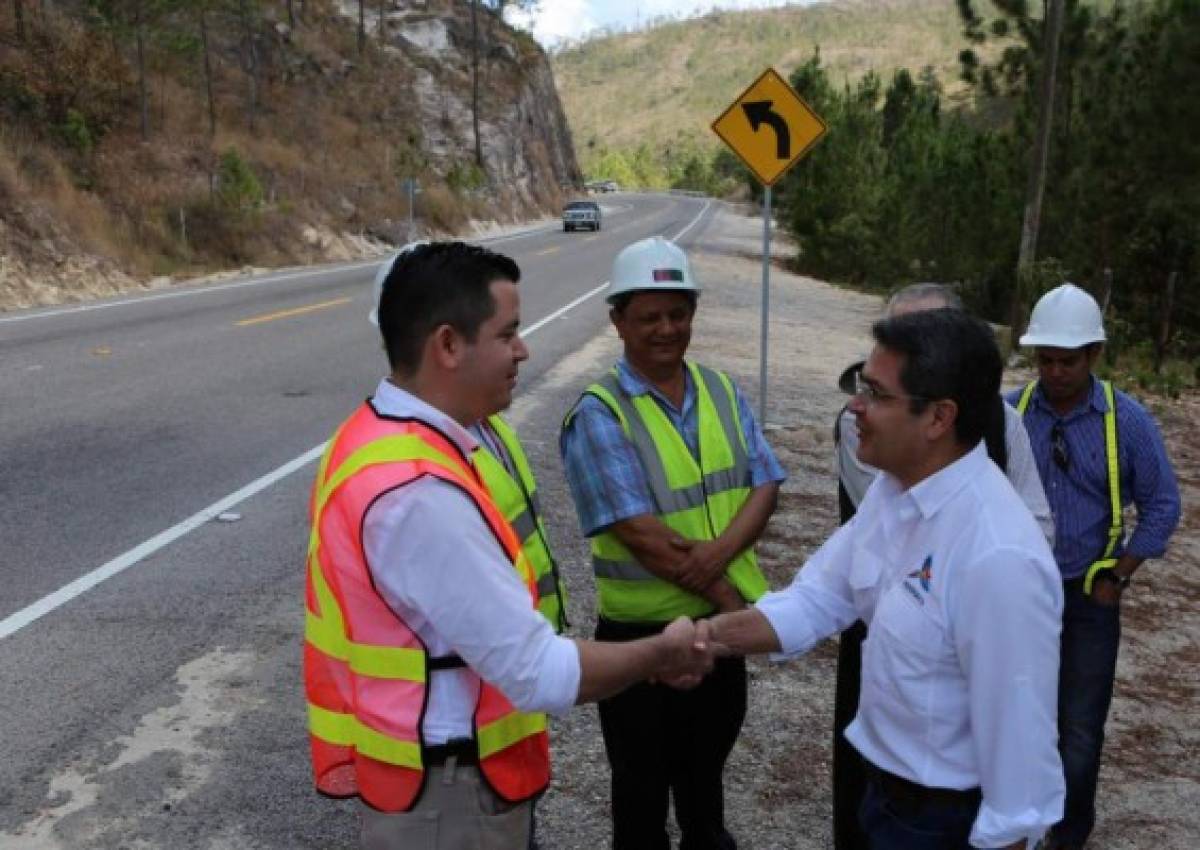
[
  {"x1": 829, "y1": 284, "x2": 1054, "y2": 850},
  {"x1": 705, "y1": 308, "x2": 1064, "y2": 850},
  {"x1": 303, "y1": 241, "x2": 713, "y2": 850}
]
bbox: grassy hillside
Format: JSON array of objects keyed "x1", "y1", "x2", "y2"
[
  {"x1": 552, "y1": 0, "x2": 992, "y2": 178},
  {"x1": 0, "y1": 0, "x2": 574, "y2": 310}
]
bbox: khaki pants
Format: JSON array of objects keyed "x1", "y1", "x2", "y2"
[{"x1": 360, "y1": 759, "x2": 533, "y2": 850}]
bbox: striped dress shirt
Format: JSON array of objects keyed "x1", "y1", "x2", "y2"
[{"x1": 1006, "y1": 377, "x2": 1180, "y2": 579}]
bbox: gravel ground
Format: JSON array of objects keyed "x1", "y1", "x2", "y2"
[{"x1": 516, "y1": 203, "x2": 1200, "y2": 849}]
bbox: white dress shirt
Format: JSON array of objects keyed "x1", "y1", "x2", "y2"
[
  {"x1": 760, "y1": 444, "x2": 1065, "y2": 848},
  {"x1": 837, "y1": 401, "x2": 1056, "y2": 546},
  {"x1": 361, "y1": 380, "x2": 580, "y2": 744}
]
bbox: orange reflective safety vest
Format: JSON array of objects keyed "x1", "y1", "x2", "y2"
[{"x1": 304, "y1": 401, "x2": 550, "y2": 813}]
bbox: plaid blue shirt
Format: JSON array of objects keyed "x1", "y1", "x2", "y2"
[
  {"x1": 560, "y1": 359, "x2": 786, "y2": 537},
  {"x1": 1007, "y1": 377, "x2": 1181, "y2": 579}
]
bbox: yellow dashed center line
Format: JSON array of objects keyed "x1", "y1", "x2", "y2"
[
  {"x1": 536, "y1": 246, "x2": 561, "y2": 256},
  {"x1": 235, "y1": 297, "x2": 352, "y2": 327}
]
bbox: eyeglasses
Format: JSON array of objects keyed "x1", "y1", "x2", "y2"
[
  {"x1": 848, "y1": 371, "x2": 931, "y2": 406},
  {"x1": 1051, "y1": 422, "x2": 1070, "y2": 471}
]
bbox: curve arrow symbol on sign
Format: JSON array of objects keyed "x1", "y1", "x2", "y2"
[{"x1": 742, "y1": 100, "x2": 791, "y2": 160}]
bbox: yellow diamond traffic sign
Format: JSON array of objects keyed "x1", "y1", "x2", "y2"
[{"x1": 711, "y1": 67, "x2": 827, "y2": 187}]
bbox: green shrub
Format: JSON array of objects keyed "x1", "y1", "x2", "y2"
[
  {"x1": 57, "y1": 109, "x2": 93, "y2": 154},
  {"x1": 216, "y1": 148, "x2": 263, "y2": 212}
]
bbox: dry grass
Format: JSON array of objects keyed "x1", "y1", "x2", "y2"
[
  {"x1": 552, "y1": 0, "x2": 1004, "y2": 159},
  {"x1": 0, "y1": 0, "x2": 570, "y2": 309}
]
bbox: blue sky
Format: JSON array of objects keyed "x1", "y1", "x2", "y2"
[{"x1": 507, "y1": 1, "x2": 802, "y2": 48}]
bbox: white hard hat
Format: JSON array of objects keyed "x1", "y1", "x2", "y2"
[
  {"x1": 1019, "y1": 283, "x2": 1106, "y2": 349},
  {"x1": 606, "y1": 237, "x2": 700, "y2": 303},
  {"x1": 369, "y1": 241, "x2": 428, "y2": 326}
]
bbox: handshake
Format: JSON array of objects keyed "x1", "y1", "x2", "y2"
[{"x1": 653, "y1": 616, "x2": 734, "y2": 690}]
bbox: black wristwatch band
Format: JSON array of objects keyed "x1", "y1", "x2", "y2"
[{"x1": 1096, "y1": 569, "x2": 1131, "y2": 590}]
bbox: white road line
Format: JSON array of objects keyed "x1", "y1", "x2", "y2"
[
  {"x1": 0, "y1": 445, "x2": 326, "y2": 641},
  {"x1": 0, "y1": 262, "x2": 379, "y2": 325},
  {"x1": 0, "y1": 222, "x2": 558, "y2": 326},
  {"x1": 0, "y1": 194, "x2": 714, "y2": 641},
  {"x1": 669, "y1": 199, "x2": 712, "y2": 242}
]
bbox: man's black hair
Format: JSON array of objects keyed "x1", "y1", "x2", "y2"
[
  {"x1": 871, "y1": 307, "x2": 1002, "y2": 448},
  {"x1": 377, "y1": 241, "x2": 520, "y2": 375}
]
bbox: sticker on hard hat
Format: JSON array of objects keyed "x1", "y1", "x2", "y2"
[{"x1": 652, "y1": 269, "x2": 685, "y2": 282}]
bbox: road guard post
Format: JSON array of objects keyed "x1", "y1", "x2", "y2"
[{"x1": 712, "y1": 68, "x2": 826, "y2": 422}]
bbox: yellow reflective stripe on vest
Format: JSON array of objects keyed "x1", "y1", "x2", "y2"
[
  {"x1": 1017, "y1": 379, "x2": 1124, "y2": 594},
  {"x1": 308, "y1": 702, "x2": 422, "y2": 768},
  {"x1": 306, "y1": 433, "x2": 464, "y2": 679},
  {"x1": 306, "y1": 583, "x2": 426, "y2": 680},
  {"x1": 1100, "y1": 380, "x2": 1121, "y2": 557},
  {"x1": 308, "y1": 554, "x2": 348, "y2": 655},
  {"x1": 477, "y1": 711, "x2": 547, "y2": 760}
]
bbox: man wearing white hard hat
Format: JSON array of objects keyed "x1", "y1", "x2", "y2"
[
  {"x1": 560, "y1": 237, "x2": 785, "y2": 850},
  {"x1": 1009, "y1": 283, "x2": 1181, "y2": 850}
]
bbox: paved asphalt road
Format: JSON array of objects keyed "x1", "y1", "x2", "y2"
[{"x1": 0, "y1": 193, "x2": 713, "y2": 848}]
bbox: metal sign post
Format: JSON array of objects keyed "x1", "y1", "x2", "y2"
[
  {"x1": 759, "y1": 186, "x2": 772, "y2": 423},
  {"x1": 711, "y1": 68, "x2": 827, "y2": 424},
  {"x1": 401, "y1": 177, "x2": 421, "y2": 241}
]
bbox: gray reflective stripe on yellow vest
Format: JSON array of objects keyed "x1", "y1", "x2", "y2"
[
  {"x1": 588, "y1": 366, "x2": 751, "y2": 517},
  {"x1": 1017, "y1": 379, "x2": 1123, "y2": 594}
]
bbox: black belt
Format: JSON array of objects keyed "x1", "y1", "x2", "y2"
[
  {"x1": 864, "y1": 761, "x2": 981, "y2": 813},
  {"x1": 423, "y1": 738, "x2": 478, "y2": 766}
]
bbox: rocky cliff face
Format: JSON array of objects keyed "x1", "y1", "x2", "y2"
[
  {"x1": 0, "y1": 0, "x2": 580, "y2": 310},
  {"x1": 386, "y1": 2, "x2": 580, "y2": 198}
]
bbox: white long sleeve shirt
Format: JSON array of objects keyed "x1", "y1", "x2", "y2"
[
  {"x1": 361, "y1": 380, "x2": 581, "y2": 744},
  {"x1": 837, "y1": 402, "x2": 1056, "y2": 547},
  {"x1": 759, "y1": 444, "x2": 1065, "y2": 848}
]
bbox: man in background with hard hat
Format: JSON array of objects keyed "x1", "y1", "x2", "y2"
[
  {"x1": 560, "y1": 236, "x2": 785, "y2": 850},
  {"x1": 306, "y1": 242, "x2": 714, "y2": 850},
  {"x1": 1010, "y1": 283, "x2": 1180, "y2": 850}
]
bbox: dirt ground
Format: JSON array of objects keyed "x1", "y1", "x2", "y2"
[{"x1": 525, "y1": 203, "x2": 1200, "y2": 849}]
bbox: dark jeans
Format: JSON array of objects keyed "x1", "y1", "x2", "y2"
[
  {"x1": 1052, "y1": 578, "x2": 1122, "y2": 848},
  {"x1": 858, "y1": 778, "x2": 978, "y2": 850},
  {"x1": 595, "y1": 617, "x2": 746, "y2": 850},
  {"x1": 833, "y1": 621, "x2": 870, "y2": 850}
]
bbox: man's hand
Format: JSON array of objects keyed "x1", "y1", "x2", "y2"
[
  {"x1": 655, "y1": 616, "x2": 714, "y2": 689},
  {"x1": 1090, "y1": 575, "x2": 1123, "y2": 608},
  {"x1": 669, "y1": 536, "x2": 731, "y2": 593}
]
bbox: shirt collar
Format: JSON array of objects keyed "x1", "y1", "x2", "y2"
[
  {"x1": 893, "y1": 442, "x2": 989, "y2": 521},
  {"x1": 1033, "y1": 375, "x2": 1107, "y2": 417},
  {"x1": 615, "y1": 358, "x2": 694, "y2": 410},
  {"x1": 370, "y1": 378, "x2": 479, "y2": 456}
]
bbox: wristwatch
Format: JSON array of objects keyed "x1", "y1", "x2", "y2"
[{"x1": 1095, "y1": 569, "x2": 1131, "y2": 590}]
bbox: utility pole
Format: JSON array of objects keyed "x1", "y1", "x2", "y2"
[
  {"x1": 1012, "y1": 0, "x2": 1066, "y2": 340},
  {"x1": 471, "y1": 0, "x2": 483, "y2": 168}
]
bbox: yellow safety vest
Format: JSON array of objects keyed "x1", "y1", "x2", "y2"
[
  {"x1": 565, "y1": 362, "x2": 769, "y2": 622},
  {"x1": 1017, "y1": 379, "x2": 1123, "y2": 594},
  {"x1": 474, "y1": 415, "x2": 569, "y2": 632}
]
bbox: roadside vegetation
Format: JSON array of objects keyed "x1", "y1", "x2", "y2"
[
  {"x1": 0, "y1": 0, "x2": 560, "y2": 307},
  {"x1": 766, "y1": 0, "x2": 1198, "y2": 394},
  {"x1": 555, "y1": 0, "x2": 1198, "y2": 394}
]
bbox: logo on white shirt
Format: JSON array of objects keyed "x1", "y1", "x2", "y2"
[{"x1": 902, "y1": 555, "x2": 933, "y2": 604}]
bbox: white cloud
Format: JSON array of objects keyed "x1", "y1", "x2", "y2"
[
  {"x1": 506, "y1": 0, "x2": 599, "y2": 47},
  {"x1": 509, "y1": 1, "x2": 802, "y2": 48}
]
